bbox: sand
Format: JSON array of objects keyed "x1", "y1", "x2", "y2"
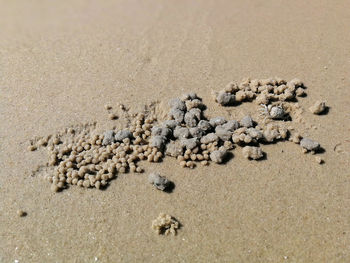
[{"x1": 1, "y1": 0, "x2": 350, "y2": 262}]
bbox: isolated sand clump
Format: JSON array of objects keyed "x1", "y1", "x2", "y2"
[
  {"x1": 148, "y1": 172, "x2": 171, "y2": 191},
  {"x1": 300, "y1": 138, "x2": 320, "y2": 152},
  {"x1": 151, "y1": 213, "x2": 179, "y2": 235},
  {"x1": 315, "y1": 156, "x2": 324, "y2": 164},
  {"x1": 17, "y1": 210, "x2": 27, "y2": 217},
  {"x1": 309, "y1": 100, "x2": 327, "y2": 114}
]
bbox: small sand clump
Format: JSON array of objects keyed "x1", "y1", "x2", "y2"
[
  {"x1": 215, "y1": 91, "x2": 235, "y2": 106},
  {"x1": 27, "y1": 145, "x2": 37, "y2": 151},
  {"x1": 108, "y1": 113, "x2": 118, "y2": 120},
  {"x1": 200, "y1": 133, "x2": 219, "y2": 144},
  {"x1": 260, "y1": 104, "x2": 288, "y2": 120},
  {"x1": 17, "y1": 210, "x2": 27, "y2": 217},
  {"x1": 209, "y1": 116, "x2": 227, "y2": 127},
  {"x1": 165, "y1": 141, "x2": 183, "y2": 157},
  {"x1": 148, "y1": 173, "x2": 171, "y2": 191},
  {"x1": 289, "y1": 132, "x2": 302, "y2": 144},
  {"x1": 210, "y1": 149, "x2": 227, "y2": 164},
  {"x1": 115, "y1": 129, "x2": 132, "y2": 141},
  {"x1": 309, "y1": 100, "x2": 327, "y2": 114},
  {"x1": 240, "y1": 115, "x2": 254, "y2": 128},
  {"x1": 300, "y1": 138, "x2": 320, "y2": 152},
  {"x1": 242, "y1": 146, "x2": 264, "y2": 160},
  {"x1": 152, "y1": 213, "x2": 179, "y2": 235},
  {"x1": 215, "y1": 126, "x2": 233, "y2": 141},
  {"x1": 51, "y1": 184, "x2": 60, "y2": 192},
  {"x1": 102, "y1": 130, "x2": 115, "y2": 145},
  {"x1": 104, "y1": 104, "x2": 112, "y2": 110},
  {"x1": 315, "y1": 156, "x2": 324, "y2": 164}
]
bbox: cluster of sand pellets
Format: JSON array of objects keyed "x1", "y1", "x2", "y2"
[
  {"x1": 28, "y1": 77, "x2": 325, "y2": 193},
  {"x1": 213, "y1": 77, "x2": 306, "y2": 106},
  {"x1": 151, "y1": 213, "x2": 180, "y2": 236},
  {"x1": 28, "y1": 112, "x2": 165, "y2": 191}
]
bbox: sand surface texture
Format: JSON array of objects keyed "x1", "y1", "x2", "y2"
[{"x1": 1, "y1": 1, "x2": 350, "y2": 262}]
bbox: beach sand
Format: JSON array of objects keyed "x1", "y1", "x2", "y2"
[{"x1": 1, "y1": 0, "x2": 350, "y2": 262}]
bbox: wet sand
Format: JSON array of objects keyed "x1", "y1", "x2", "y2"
[{"x1": 1, "y1": 0, "x2": 350, "y2": 262}]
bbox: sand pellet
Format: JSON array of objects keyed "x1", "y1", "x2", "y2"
[
  {"x1": 309, "y1": 100, "x2": 327, "y2": 115},
  {"x1": 17, "y1": 210, "x2": 27, "y2": 217},
  {"x1": 242, "y1": 146, "x2": 264, "y2": 160},
  {"x1": 315, "y1": 156, "x2": 324, "y2": 164}
]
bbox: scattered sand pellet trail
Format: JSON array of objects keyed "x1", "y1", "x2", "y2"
[{"x1": 28, "y1": 79, "x2": 325, "y2": 193}]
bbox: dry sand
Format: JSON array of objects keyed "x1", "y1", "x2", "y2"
[{"x1": 1, "y1": 0, "x2": 350, "y2": 262}]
